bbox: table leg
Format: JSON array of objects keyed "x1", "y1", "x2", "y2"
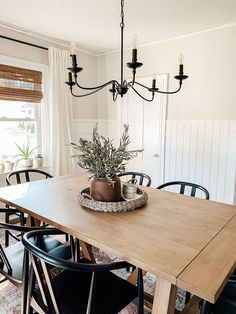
[
  {"x1": 152, "y1": 278, "x2": 177, "y2": 314},
  {"x1": 80, "y1": 240, "x2": 95, "y2": 262}
]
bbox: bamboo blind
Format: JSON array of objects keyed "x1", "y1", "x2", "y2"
[{"x1": 0, "y1": 64, "x2": 43, "y2": 103}]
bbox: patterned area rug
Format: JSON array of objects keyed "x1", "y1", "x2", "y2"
[{"x1": 0, "y1": 229, "x2": 185, "y2": 313}]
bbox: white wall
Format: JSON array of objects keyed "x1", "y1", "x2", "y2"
[
  {"x1": 96, "y1": 25, "x2": 236, "y2": 121},
  {"x1": 0, "y1": 25, "x2": 98, "y2": 119}
]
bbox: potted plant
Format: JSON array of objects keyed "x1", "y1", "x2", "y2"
[
  {"x1": 15, "y1": 142, "x2": 38, "y2": 168},
  {"x1": 70, "y1": 124, "x2": 143, "y2": 202}
]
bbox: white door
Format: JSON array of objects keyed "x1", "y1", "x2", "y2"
[{"x1": 116, "y1": 75, "x2": 167, "y2": 187}]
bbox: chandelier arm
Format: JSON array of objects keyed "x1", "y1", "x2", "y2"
[
  {"x1": 129, "y1": 80, "x2": 150, "y2": 91},
  {"x1": 130, "y1": 85, "x2": 154, "y2": 102},
  {"x1": 70, "y1": 84, "x2": 109, "y2": 97},
  {"x1": 75, "y1": 78, "x2": 119, "y2": 91},
  {"x1": 157, "y1": 82, "x2": 182, "y2": 94}
]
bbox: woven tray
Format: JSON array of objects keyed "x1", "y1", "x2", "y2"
[{"x1": 78, "y1": 187, "x2": 148, "y2": 212}]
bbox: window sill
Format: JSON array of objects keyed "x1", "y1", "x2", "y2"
[{"x1": 0, "y1": 165, "x2": 50, "y2": 177}]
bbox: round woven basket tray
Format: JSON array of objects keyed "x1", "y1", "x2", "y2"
[{"x1": 78, "y1": 187, "x2": 148, "y2": 213}]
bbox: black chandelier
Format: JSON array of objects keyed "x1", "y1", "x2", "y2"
[{"x1": 66, "y1": 0, "x2": 188, "y2": 102}]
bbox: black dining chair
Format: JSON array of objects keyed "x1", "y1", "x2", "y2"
[
  {"x1": 4, "y1": 169, "x2": 53, "y2": 247},
  {"x1": 157, "y1": 180, "x2": 210, "y2": 305},
  {"x1": 0, "y1": 211, "x2": 72, "y2": 313},
  {"x1": 118, "y1": 171, "x2": 152, "y2": 187},
  {"x1": 157, "y1": 180, "x2": 210, "y2": 200},
  {"x1": 201, "y1": 281, "x2": 236, "y2": 313},
  {"x1": 23, "y1": 228, "x2": 144, "y2": 314}
]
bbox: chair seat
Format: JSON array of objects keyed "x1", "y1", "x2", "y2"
[
  {"x1": 0, "y1": 236, "x2": 71, "y2": 285},
  {"x1": 34, "y1": 263, "x2": 137, "y2": 314}
]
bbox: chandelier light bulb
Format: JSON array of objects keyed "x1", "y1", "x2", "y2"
[
  {"x1": 178, "y1": 53, "x2": 184, "y2": 65},
  {"x1": 71, "y1": 42, "x2": 77, "y2": 55},
  {"x1": 153, "y1": 71, "x2": 157, "y2": 80},
  {"x1": 132, "y1": 34, "x2": 138, "y2": 49}
]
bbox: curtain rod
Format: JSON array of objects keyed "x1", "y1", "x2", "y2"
[{"x1": 0, "y1": 35, "x2": 48, "y2": 51}]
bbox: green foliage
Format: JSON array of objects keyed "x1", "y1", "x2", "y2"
[
  {"x1": 14, "y1": 142, "x2": 38, "y2": 162},
  {"x1": 70, "y1": 124, "x2": 143, "y2": 178}
]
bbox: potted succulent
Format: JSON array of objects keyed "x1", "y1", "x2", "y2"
[
  {"x1": 70, "y1": 124, "x2": 143, "y2": 202},
  {"x1": 15, "y1": 142, "x2": 38, "y2": 168}
]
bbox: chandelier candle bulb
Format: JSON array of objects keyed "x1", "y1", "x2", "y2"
[
  {"x1": 132, "y1": 34, "x2": 138, "y2": 49},
  {"x1": 70, "y1": 42, "x2": 77, "y2": 54}
]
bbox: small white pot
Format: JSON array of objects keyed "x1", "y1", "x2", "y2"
[
  {"x1": 21, "y1": 159, "x2": 33, "y2": 168},
  {"x1": 33, "y1": 157, "x2": 43, "y2": 168},
  {"x1": 0, "y1": 164, "x2": 4, "y2": 173},
  {"x1": 4, "y1": 161, "x2": 14, "y2": 172}
]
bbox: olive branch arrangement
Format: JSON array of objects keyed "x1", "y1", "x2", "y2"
[{"x1": 70, "y1": 124, "x2": 143, "y2": 179}]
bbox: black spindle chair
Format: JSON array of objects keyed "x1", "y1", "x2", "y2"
[
  {"x1": 118, "y1": 171, "x2": 152, "y2": 187},
  {"x1": 201, "y1": 281, "x2": 236, "y2": 313},
  {"x1": 157, "y1": 181, "x2": 210, "y2": 200},
  {"x1": 0, "y1": 215, "x2": 72, "y2": 313},
  {"x1": 23, "y1": 228, "x2": 144, "y2": 314},
  {"x1": 4, "y1": 169, "x2": 53, "y2": 247}
]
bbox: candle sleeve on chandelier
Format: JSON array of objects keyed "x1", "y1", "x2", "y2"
[
  {"x1": 71, "y1": 54, "x2": 77, "y2": 68},
  {"x1": 68, "y1": 72, "x2": 72, "y2": 83},
  {"x1": 152, "y1": 79, "x2": 156, "y2": 89},
  {"x1": 132, "y1": 49, "x2": 137, "y2": 62}
]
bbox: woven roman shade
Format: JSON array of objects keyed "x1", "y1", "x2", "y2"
[{"x1": 0, "y1": 64, "x2": 43, "y2": 103}]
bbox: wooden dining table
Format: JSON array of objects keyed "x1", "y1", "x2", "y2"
[{"x1": 1, "y1": 174, "x2": 236, "y2": 314}]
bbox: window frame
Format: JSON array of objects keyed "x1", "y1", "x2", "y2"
[{"x1": 0, "y1": 55, "x2": 48, "y2": 162}]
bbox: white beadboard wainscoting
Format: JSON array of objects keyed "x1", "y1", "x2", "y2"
[
  {"x1": 165, "y1": 120, "x2": 236, "y2": 204},
  {"x1": 73, "y1": 119, "x2": 236, "y2": 204}
]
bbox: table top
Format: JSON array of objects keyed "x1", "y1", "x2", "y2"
[{"x1": 0, "y1": 174, "x2": 236, "y2": 301}]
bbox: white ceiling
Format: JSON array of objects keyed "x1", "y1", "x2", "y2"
[{"x1": 1, "y1": 0, "x2": 236, "y2": 55}]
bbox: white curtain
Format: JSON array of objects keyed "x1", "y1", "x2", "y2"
[{"x1": 48, "y1": 46, "x2": 75, "y2": 176}]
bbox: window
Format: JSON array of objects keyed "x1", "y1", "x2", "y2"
[{"x1": 0, "y1": 63, "x2": 43, "y2": 161}]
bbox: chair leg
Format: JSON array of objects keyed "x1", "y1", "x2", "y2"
[
  {"x1": 137, "y1": 268, "x2": 144, "y2": 314},
  {"x1": 26, "y1": 266, "x2": 35, "y2": 314},
  {"x1": 5, "y1": 212, "x2": 9, "y2": 247},
  {"x1": 185, "y1": 291, "x2": 191, "y2": 304},
  {"x1": 201, "y1": 300, "x2": 211, "y2": 314},
  {"x1": 21, "y1": 249, "x2": 29, "y2": 314}
]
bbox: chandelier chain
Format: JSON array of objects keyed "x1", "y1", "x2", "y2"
[{"x1": 120, "y1": 0, "x2": 125, "y2": 28}]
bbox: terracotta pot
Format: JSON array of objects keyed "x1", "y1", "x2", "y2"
[{"x1": 90, "y1": 176, "x2": 121, "y2": 202}]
